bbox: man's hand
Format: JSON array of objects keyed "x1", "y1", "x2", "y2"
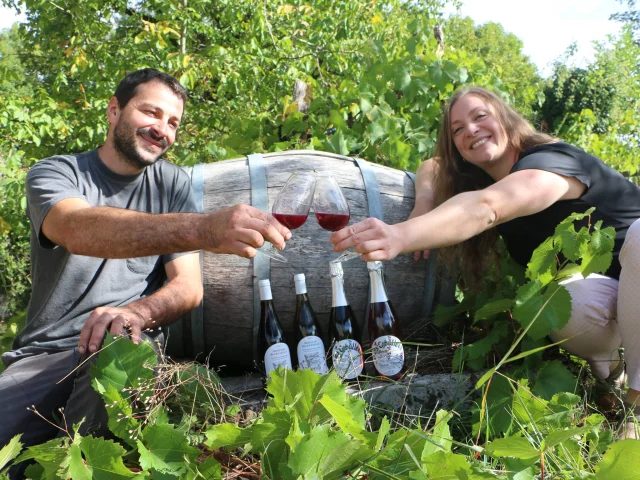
[
  {"x1": 201, "y1": 204, "x2": 292, "y2": 257},
  {"x1": 78, "y1": 305, "x2": 149, "y2": 354},
  {"x1": 330, "y1": 218, "x2": 404, "y2": 262}
]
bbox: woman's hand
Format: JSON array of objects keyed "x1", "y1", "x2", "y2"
[{"x1": 329, "y1": 218, "x2": 405, "y2": 262}]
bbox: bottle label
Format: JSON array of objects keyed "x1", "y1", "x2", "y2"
[
  {"x1": 264, "y1": 343, "x2": 292, "y2": 377},
  {"x1": 372, "y1": 335, "x2": 404, "y2": 376},
  {"x1": 297, "y1": 336, "x2": 328, "y2": 375},
  {"x1": 332, "y1": 339, "x2": 363, "y2": 379}
]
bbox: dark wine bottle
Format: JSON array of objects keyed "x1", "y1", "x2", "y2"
[
  {"x1": 294, "y1": 273, "x2": 328, "y2": 375},
  {"x1": 366, "y1": 261, "x2": 405, "y2": 380},
  {"x1": 258, "y1": 279, "x2": 292, "y2": 378},
  {"x1": 328, "y1": 261, "x2": 364, "y2": 381}
]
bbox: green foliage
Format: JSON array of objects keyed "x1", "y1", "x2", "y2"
[
  {"x1": 540, "y1": 65, "x2": 616, "y2": 134},
  {"x1": 0, "y1": 435, "x2": 22, "y2": 471},
  {"x1": 444, "y1": 16, "x2": 543, "y2": 118},
  {"x1": 594, "y1": 439, "x2": 640, "y2": 479},
  {"x1": 0, "y1": 310, "x2": 25, "y2": 373},
  {"x1": 440, "y1": 208, "x2": 616, "y2": 375},
  {"x1": 2, "y1": 340, "x2": 639, "y2": 479},
  {"x1": 541, "y1": 26, "x2": 640, "y2": 179}
]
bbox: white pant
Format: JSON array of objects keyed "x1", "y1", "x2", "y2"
[{"x1": 549, "y1": 219, "x2": 640, "y2": 390}]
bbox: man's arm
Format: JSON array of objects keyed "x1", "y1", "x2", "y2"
[
  {"x1": 41, "y1": 198, "x2": 291, "y2": 259},
  {"x1": 77, "y1": 252, "x2": 203, "y2": 353}
]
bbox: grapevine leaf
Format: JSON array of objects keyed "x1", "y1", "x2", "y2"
[
  {"x1": 251, "y1": 409, "x2": 292, "y2": 472},
  {"x1": 366, "y1": 121, "x2": 387, "y2": 143},
  {"x1": 422, "y1": 451, "x2": 472, "y2": 478},
  {"x1": 324, "y1": 130, "x2": 349, "y2": 155},
  {"x1": 286, "y1": 424, "x2": 369, "y2": 478},
  {"x1": 533, "y1": 360, "x2": 577, "y2": 400},
  {"x1": 15, "y1": 437, "x2": 70, "y2": 480},
  {"x1": 512, "y1": 379, "x2": 548, "y2": 426},
  {"x1": 101, "y1": 383, "x2": 140, "y2": 446},
  {"x1": 594, "y1": 439, "x2": 640, "y2": 479},
  {"x1": 473, "y1": 298, "x2": 514, "y2": 323},
  {"x1": 525, "y1": 236, "x2": 559, "y2": 284},
  {"x1": 395, "y1": 66, "x2": 411, "y2": 91},
  {"x1": 408, "y1": 470, "x2": 428, "y2": 480},
  {"x1": 65, "y1": 442, "x2": 91, "y2": 480},
  {"x1": 484, "y1": 437, "x2": 540, "y2": 460},
  {"x1": 422, "y1": 410, "x2": 452, "y2": 460},
  {"x1": 23, "y1": 463, "x2": 46, "y2": 480},
  {"x1": 513, "y1": 281, "x2": 571, "y2": 339},
  {"x1": 502, "y1": 458, "x2": 538, "y2": 480},
  {"x1": 580, "y1": 225, "x2": 615, "y2": 277},
  {"x1": 185, "y1": 458, "x2": 222, "y2": 480},
  {"x1": 266, "y1": 369, "x2": 363, "y2": 428},
  {"x1": 554, "y1": 222, "x2": 585, "y2": 262},
  {"x1": 91, "y1": 333, "x2": 157, "y2": 394},
  {"x1": 318, "y1": 394, "x2": 372, "y2": 444},
  {"x1": 284, "y1": 414, "x2": 307, "y2": 452},
  {"x1": 204, "y1": 423, "x2": 252, "y2": 450},
  {"x1": 0, "y1": 434, "x2": 22, "y2": 471},
  {"x1": 79, "y1": 436, "x2": 140, "y2": 479},
  {"x1": 137, "y1": 424, "x2": 198, "y2": 477}
]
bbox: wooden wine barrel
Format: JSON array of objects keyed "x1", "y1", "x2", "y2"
[{"x1": 166, "y1": 151, "x2": 452, "y2": 371}]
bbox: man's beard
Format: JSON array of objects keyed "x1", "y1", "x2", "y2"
[{"x1": 113, "y1": 118, "x2": 169, "y2": 170}]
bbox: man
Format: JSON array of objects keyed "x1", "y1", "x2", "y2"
[{"x1": 0, "y1": 69, "x2": 290, "y2": 461}]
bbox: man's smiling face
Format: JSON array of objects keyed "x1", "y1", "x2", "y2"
[{"x1": 111, "y1": 80, "x2": 184, "y2": 170}]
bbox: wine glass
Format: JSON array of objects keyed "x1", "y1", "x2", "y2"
[
  {"x1": 313, "y1": 174, "x2": 360, "y2": 262},
  {"x1": 257, "y1": 172, "x2": 316, "y2": 262}
]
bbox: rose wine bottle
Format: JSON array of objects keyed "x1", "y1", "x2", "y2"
[
  {"x1": 294, "y1": 273, "x2": 328, "y2": 375},
  {"x1": 328, "y1": 262, "x2": 364, "y2": 381},
  {"x1": 258, "y1": 279, "x2": 292, "y2": 378},
  {"x1": 366, "y1": 261, "x2": 405, "y2": 380}
]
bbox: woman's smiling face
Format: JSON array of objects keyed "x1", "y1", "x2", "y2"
[{"x1": 449, "y1": 94, "x2": 512, "y2": 170}]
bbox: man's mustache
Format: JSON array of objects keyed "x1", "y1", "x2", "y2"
[{"x1": 137, "y1": 128, "x2": 169, "y2": 148}]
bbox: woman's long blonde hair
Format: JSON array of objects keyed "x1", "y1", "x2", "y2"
[{"x1": 433, "y1": 86, "x2": 556, "y2": 288}]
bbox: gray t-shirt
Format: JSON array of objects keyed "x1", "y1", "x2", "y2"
[{"x1": 3, "y1": 149, "x2": 197, "y2": 365}]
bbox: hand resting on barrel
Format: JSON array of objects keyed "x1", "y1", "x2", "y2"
[
  {"x1": 330, "y1": 217, "x2": 404, "y2": 262},
  {"x1": 203, "y1": 204, "x2": 292, "y2": 258}
]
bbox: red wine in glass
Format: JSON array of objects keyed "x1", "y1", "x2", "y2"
[
  {"x1": 315, "y1": 212, "x2": 350, "y2": 232},
  {"x1": 313, "y1": 174, "x2": 351, "y2": 233},
  {"x1": 256, "y1": 172, "x2": 316, "y2": 262},
  {"x1": 273, "y1": 213, "x2": 309, "y2": 230}
]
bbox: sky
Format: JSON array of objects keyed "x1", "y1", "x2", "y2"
[
  {"x1": 0, "y1": 1, "x2": 628, "y2": 77},
  {"x1": 448, "y1": 0, "x2": 627, "y2": 76}
]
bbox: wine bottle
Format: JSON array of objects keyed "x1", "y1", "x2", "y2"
[
  {"x1": 258, "y1": 279, "x2": 292, "y2": 378},
  {"x1": 328, "y1": 261, "x2": 364, "y2": 381},
  {"x1": 294, "y1": 273, "x2": 328, "y2": 375},
  {"x1": 366, "y1": 261, "x2": 405, "y2": 380}
]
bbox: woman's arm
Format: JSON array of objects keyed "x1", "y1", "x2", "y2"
[
  {"x1": 330, "y1": 168, "x2": 586, "y2": 261},
  {"x1": 408, "y1": 158, "x2": 438, "y2": 260}
]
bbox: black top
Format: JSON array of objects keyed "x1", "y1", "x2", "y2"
[{"x1": 496, "y1": 142, "x2": 640, "y2": 279}]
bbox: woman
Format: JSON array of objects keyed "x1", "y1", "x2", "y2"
[{"x1": 330, "y1": 86, "x2": 640, "y2": 438}]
